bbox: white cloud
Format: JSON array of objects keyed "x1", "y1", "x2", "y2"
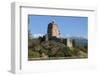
[{"x1": 33, "y1": 33, "x2": 44, "y2": 38}]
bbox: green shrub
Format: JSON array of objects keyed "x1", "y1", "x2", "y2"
[{"x1": 28, "y1": 50, "x2": 40, "y2": 58}]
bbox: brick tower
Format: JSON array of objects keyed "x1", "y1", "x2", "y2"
[{"x1": 47, "y1": 21, "x2": 60, "y2": 38}]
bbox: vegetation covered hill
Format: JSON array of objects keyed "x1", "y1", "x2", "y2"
[{"x1": 28, "y1": 36, "x2": 88, "y2": 60}]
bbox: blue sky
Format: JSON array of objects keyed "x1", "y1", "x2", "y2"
[{"x1": 28, "y1": 15, "x2": 88, "y2": 38}]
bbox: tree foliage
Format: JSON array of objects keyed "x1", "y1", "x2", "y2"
[{"x1": 28, "y1": 31, "x2": 88, "y2": 60}]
